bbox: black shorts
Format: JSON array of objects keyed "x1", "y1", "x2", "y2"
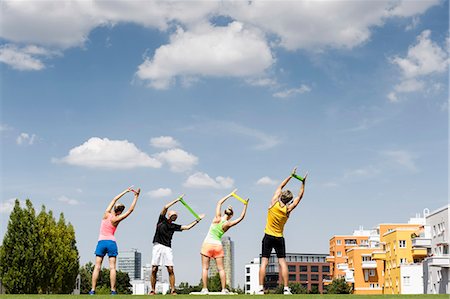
[{"x1": 261, "y1": 234, "x2": 286, "y2": 258}]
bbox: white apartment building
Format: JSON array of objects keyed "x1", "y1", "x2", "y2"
[
  {"x1": 423, "y1": 205, "x2": 450, "y2": 294},
  {"x1": 244, "y1": 258, "x2": 260, "y2": 294},
  {"x1": 117, "y1": 249, "x2": 142, "y2": 280}
]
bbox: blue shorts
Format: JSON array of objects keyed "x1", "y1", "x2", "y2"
[{"x1": 95, "y1": 240, "x2": 118, "y2": 257}]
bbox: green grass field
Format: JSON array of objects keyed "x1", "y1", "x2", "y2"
[{"x1": 0, "y1": 295, "x2": 448, "y2": 298}]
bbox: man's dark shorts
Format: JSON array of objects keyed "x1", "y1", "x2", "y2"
[{"x1": 261, "y1": 233, "x2": 286, "y2": 258}]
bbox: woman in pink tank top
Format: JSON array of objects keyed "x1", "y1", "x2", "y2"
[{"x1": 90, "y1": 187, "x2": 140, "y2": 295}]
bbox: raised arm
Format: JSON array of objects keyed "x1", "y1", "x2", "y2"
[
  {"x1": 114, "y1": 189, "x2": 140, "y2": 223},
  {"x1": 161, "y1": 195, "x2": 183, "y2": 216},
  {"x1": 181, "y1": 214, "x2": 205, "y2": 231},
  {"x1": 215, "y1": 190, "x2": 236, "y2": 219},
  {"x1": 287, "y1": 173, "x2": 307, "y2": 213},
  {"x1": 270, "y1": 168, "x2": 296, "y2": 206},
  {"x1": 106, "y1": 188, "x2": 131, "y2": 213},
  {"x1": 223, "y1": 200, "x2": 249, "y2": 231}
]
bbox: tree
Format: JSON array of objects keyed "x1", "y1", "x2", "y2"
[
  {"x1": 79, "y1": 262, "x2": 94, "y2": 294},
  {"x1": 0, "y1": 200, "x2": 79, "y2": 294},
  {"x1": 326, "y1": 277, "x2": 351, "y2": 294}
]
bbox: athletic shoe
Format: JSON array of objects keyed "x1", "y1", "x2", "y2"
[
  {"x1": 221, "y1": 289, "x2": 230, "y2": 294},
  {"x1": 171, "y1": 290, "x2": 177, "y2": 295},
  {"x1": 283, "y1": 287, "x2": 292, "y2": 295},
  {"x1": 88, "y1": 290, "x2": 95, "y2": 295},
  {"x1": 149, "y1": 290, "x2": 156, "y2": 295},
  {"x1": 256, "y1": 289, "x2": 265, "y2": 295},
  {"x1": 111, "y1": 290, "x2": 118, "y2": 295},
  {"x1": 200, "y1": 288, "x2": 209, "y2": 294}
]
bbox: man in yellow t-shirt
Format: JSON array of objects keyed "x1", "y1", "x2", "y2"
[{"x1": 258, "y1": 168, "x2": 307, "y2": 295}]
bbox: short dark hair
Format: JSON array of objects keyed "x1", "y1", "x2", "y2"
[
  {"x1": 280, "y1": 190, "x2": 293, "y2": 204},
  {"x1": 224, "y1": 207, "x2": 234, "y2": 216}
]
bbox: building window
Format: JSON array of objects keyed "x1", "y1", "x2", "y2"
[
  {"x1": 288, "y1": 265, "x2": 296, "y2": 272},
  {"x1": 300, "y1": 265, "x2": 308, "y2": 272},
  {"x1": 311, "y1": 266, "x2": 319, "y2": 272},
  {"x1": 403, "y1": 276, "x2": 410, "y2": 286},
  {"x1": 322, "y1": 274, "x2": 330, "y2": 280},
  {"x1": 369, "y1": 270, "x2": 376, "y2": 277},
  {"x1": 337, "y1": 251, "x2": 342, "y2": 257},
  {"x1": 300, "y1": 274, "x2": 308, "y2": 281},
  {"x1": 311, "y1": 274, "x2": 319, "y2": 281},
  {"x1": 301, "y1": 283, "x2": 308, "y2": 289},
  {"x1": 289, "y1": 274, "x2": 297, "y2": 281},
  {"x1": 362, "y1": 256, "x2": 371, "y2": 261},
  {"x1": 336, "y1": 239, "x2": 342, "y2": 245},
  {"x1": 399, "y1": 240, "x2": 406, "y2": 248},
  {"x1": 400, "y1": 258, "x2": 407, "y2": 264},
  {"x1": 246, "y1": 276, "x2": 250, "y2": 282},
  {"x1": 246, "y1": 285, "x2": 250, "y2": 291},
  {"x1": 322, "y1": 265, "x2": 330, "y2": 273},
  {"x1": 246, "y1": 267, "x2": 250, "y2": 273}
]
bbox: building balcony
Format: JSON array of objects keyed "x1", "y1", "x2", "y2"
[
  {"x1": 361, "y1": 260, "x2": 377, "y2": 269},
  {"x1": 326, "y1": 256, "x2": 335, "y2": 262},
  {"x1": 337, "y1": 263, "x2": 348, "y2": 271},
  {"x1": 428, "y1": 256, "x2": 450, "y2": 268},
  {"x1": 411, "y1": 248, "x2": 428, "y2": 257},
  {"x1": 371, "y1": 251, "x2": 386, "y2": 260},
  {"x1": 412, "y1": 237, "x2": 432, "y2": 248}
]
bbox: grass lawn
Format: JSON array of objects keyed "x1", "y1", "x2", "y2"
[{"x1": 0, "y1": 295, "x2": 448, "y2": 298}]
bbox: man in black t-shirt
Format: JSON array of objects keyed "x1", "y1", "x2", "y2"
[{"x1": 150, "y1": 196, "x2": 204, "y2": 295}]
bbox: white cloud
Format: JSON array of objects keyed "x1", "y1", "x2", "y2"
[
  {"x1": 136, "y1": 22, "x2": 274, "y2": 89},
  {"x1": 389, "y1": 30, "x2": 448, "y2": 101},
  {"x1": 225, "y1": 0, "x2": 439, "y2": 51},
  {"x1": 183, "y1": 172, "x2": 234, "y2": 189},
  {"x1": 246, "y1": 77, "x2": 278, "y2": 87},
  {"x1": 147, "y1": 188, "x2": 173, "y2": 198},
  {"x1": 273, "y1": 84, "x2": 311, "y2": 98},
  {"x1": 256, "y1": 176, "x2": 278, "y2": 186},
  {"x1": 16, "y1": 132, "x2": 37, "y2": 145},
  {"x1": 405, "y1": 16, "x2": 420, "y2": 31},
  {"x1": 394, "y1": 78, "x2": 425, "y2": 93},
  {"x1": 391, "y1": 30, "x2": 448, "y2": 78},
  {"x1": 225, "y1": 122, "x2": 281, "y2": 150},
  {"x1": 381, "y1": 150, "x2": 418, "y2": 172},
  {"x1": 156, "y1": 148, "x2": 198, "y2": 172},
  {"x1": 0, "y1": 198, "x2": 24, "y2": 214},
  {"x1": 0, "y1": 44, "x2": 45, "y2": 71},
  {"x1": 57, "y1": 196, "x2": 80, "y2": 206},
  {"x1": 0, "y1": 124, "x2": 12, "y2": 132},
  {"x1": 150, "y1": 136, "x2": 180, "y2": 149},
  {"x1": 344, "y1": 166, "x2": 381, "y2": 180},
  {"x1": 55, "y1": 137, "x2": 162, "y2": 169}
]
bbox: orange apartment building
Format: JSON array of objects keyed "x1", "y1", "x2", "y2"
[{"x1": 327, "y1": 231, "x2": 371, "y2": 279}]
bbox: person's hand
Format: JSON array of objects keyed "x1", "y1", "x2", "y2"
[
  {"x1": 134, "y1": 188, "x2": 141, "y2": 196},
  {"x1": 245, "y1": 198, "x2": 250, "y2": 205},
  {"x1": 303, "y1": 172, "x2": 308, "y2": 183},
  {"x1": 291, "y1": 167, "x2": 297, "y2": 175},
  {"x1": 178, "y1": 194, "x2": 185, "y2": 201},
  {"x1": 230, "y1": 189, "x2": 238, "y2": 196},
  {"x1": 198, "y1": 213, "x2": 206, "y2": 220}
]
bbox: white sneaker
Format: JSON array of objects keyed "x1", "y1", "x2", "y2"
[
  {"x1": 283, "y1": 287, "x2": 292, "y2": 295},
  {"x1": 221, "y1": 289, "x2": 230, "y2": 294},
  {"x1": 256, "y1": 289, "x2": 265, "y2": 295},
  {"x1": 200, "y1": 288, "x2": 209, "y2": 294}
]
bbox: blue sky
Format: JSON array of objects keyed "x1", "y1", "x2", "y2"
[{"x1": 0, "y1": 0, "x2": 448, "y2": 287}]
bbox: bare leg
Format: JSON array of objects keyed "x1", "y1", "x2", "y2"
[
  {"x1": 215, "y1": 257, "x2": 226, "y2": 290},
  {"x1": 259, "y1": 257, "x2": 269, "y2": 287},
  {"x1": 151, "y1": 265, "x2": 159, "y2": 293},
  {"x1": 201, "y1": 255, "x2": 210, "y2": 289},
  {"x1": 109, "y1": 256, "x2": 117, "y2": 291},
  {"x1": 167, "y1": 266, "x2": 176, "y2": 293},
  {"x1": 91, "y1": 256, "x2": 104, "y2": 291},
  {"x1": 278, "y1": 258, "x2": 288, "y2": 287}
]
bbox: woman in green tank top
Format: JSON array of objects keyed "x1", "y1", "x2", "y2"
[{"x1": 200, "y1": 190, "x2": 249, "y2": 294}]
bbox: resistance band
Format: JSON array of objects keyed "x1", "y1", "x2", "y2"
[
  {"x1": 179, "y1": 197, "x2": 201, "y2": 220},
  {"x1": 231, "y1": 192, "x2": 248, "y2": 205}
]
